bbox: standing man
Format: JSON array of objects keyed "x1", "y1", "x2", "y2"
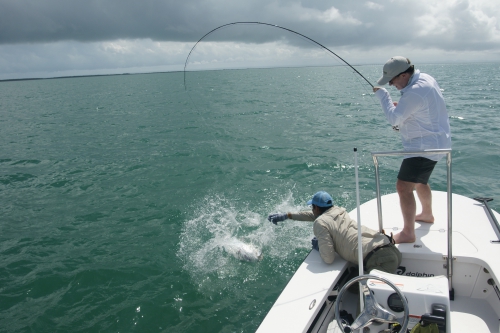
[
  {"x1": 268, "y1": 191, "x2": 402, "y2": 274},
  {"x1": 373, "y1": 56, "x2": 451, "y2": 244}
]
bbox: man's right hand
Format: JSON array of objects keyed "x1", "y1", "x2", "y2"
[{"x1": 267, "y1": 213, "x2": 288, "y2": 225}]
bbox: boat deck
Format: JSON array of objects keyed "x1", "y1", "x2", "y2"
[
  {"x1": 359, "y1": 191, "x2": 500, "y2": 333},
  {"x1": 359, "y1": 191, "x2": 500, "y2": 283},
  {"x1": 450, "y1": 296, "x2": 498, "y2": 333},
  {"x1": 256, "y1": 191, "x2": 500, "y2": 333}
]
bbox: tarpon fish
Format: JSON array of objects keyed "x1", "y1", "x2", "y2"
[{"x1": 221, "y1": 238, "x2": 263, "y2": 262}]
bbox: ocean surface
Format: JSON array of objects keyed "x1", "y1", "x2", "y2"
[{"x1": 1, "y1": 62, "x2": 499, "y2": 332}]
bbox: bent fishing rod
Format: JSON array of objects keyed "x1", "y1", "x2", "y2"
[{"x1": 183, "y1": 21, "x2": 374, "y2": 90}]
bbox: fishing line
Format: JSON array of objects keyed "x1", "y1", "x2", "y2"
[{"x1": 183, "y1": 21, "x2": 374, "y2": 90}]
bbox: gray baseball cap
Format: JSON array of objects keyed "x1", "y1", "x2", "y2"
[{"x1": 377, "y1": 56, "x2": 411, "y2": 85}]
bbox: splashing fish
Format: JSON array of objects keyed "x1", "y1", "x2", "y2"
[{"x1": 221, "y1": 238, "x2": 263, "y2": 262}]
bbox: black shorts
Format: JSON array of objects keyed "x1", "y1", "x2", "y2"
[{"x1": 397, "y1": 157, "x2": 437, "y2": 184}]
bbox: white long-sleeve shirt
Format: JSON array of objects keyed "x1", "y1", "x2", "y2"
[{"x1": 375, "y1": 70, "x2": 451, "y2": 161}]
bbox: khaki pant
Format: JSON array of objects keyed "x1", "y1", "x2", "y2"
[
  {"x1": 342, "y1": 243, "x2": 403, "y2": 294},
  {"x1": 364, "y1": 243, "x2": 402, "y2": 274}
]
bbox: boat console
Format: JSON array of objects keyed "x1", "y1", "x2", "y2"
[{"x1": 368, "y1": 269, "x2": 450, "y2": 331}]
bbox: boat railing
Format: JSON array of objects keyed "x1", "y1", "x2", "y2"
[{"x1": 371, "y1": 149, "x2": 453, "y2": 295}]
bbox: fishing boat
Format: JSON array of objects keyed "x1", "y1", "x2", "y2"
[{"x1": 256, "y1": 149, "x2": 500, "y2": 333}]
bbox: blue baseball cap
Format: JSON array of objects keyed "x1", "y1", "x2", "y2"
[{"x1": 307, "y1": 191, "x2": 334, "y2": 207}]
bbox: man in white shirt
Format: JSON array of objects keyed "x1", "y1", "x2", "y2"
[{"x1": 373, "y1": 56, "x2": 451, "y2": 244}]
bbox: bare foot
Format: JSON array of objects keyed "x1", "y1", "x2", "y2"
[
  {"x1": 415, "y1": 213, "x2": 434, "y2": 223},
  {"x1": 393, "y1": 230, "x2": 416, "y2": 244}
]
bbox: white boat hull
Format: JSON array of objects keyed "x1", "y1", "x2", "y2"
[{"x1": 257, "y1": 191, "x2": 500, "y2": 333}]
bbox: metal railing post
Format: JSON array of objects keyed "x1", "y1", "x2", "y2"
[
  {"x1": 372, "y1": 155, "x2": 384, "y2": 233},
  {"x1": 446, "y1": 151, "x2": 453, "y2": 293}
]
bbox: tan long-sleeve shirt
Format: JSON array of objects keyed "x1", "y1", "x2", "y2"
[{"x1": 290, "y1": 206, "x2": 389, "y2": 264}]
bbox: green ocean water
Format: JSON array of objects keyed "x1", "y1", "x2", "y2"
[{"x1": 1, "y1": 63, "x2": 499, "y2": 332}]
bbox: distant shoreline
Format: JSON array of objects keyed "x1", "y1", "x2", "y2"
[
  {"x1": 0, "y1": 65, "x2": 344, "y2": 82},
  {"x1": 0, "y1": 70, "x2": 184, "y2": 83},
  {"x1": 1, "y1": 61, "x2": 497, "y2": 83}
]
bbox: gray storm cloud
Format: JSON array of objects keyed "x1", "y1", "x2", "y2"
[
  {"x1": 1, "y1": 0, "x2": 498, "y2": 50},
  {"x1": 0, "y1": 0, "x2": 499, "y2": 79}
]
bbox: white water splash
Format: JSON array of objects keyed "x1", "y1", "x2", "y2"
[
  {"x1": 219, "y1": 237, "x2": 262, "y2": 262},
  {"x1": 177, "y1": 192, "x2": 313, "y2": 293}
]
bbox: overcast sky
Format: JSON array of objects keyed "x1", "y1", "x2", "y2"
[{"x1": 1, "y1": 0, "x2": 499, "y2": 80}]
